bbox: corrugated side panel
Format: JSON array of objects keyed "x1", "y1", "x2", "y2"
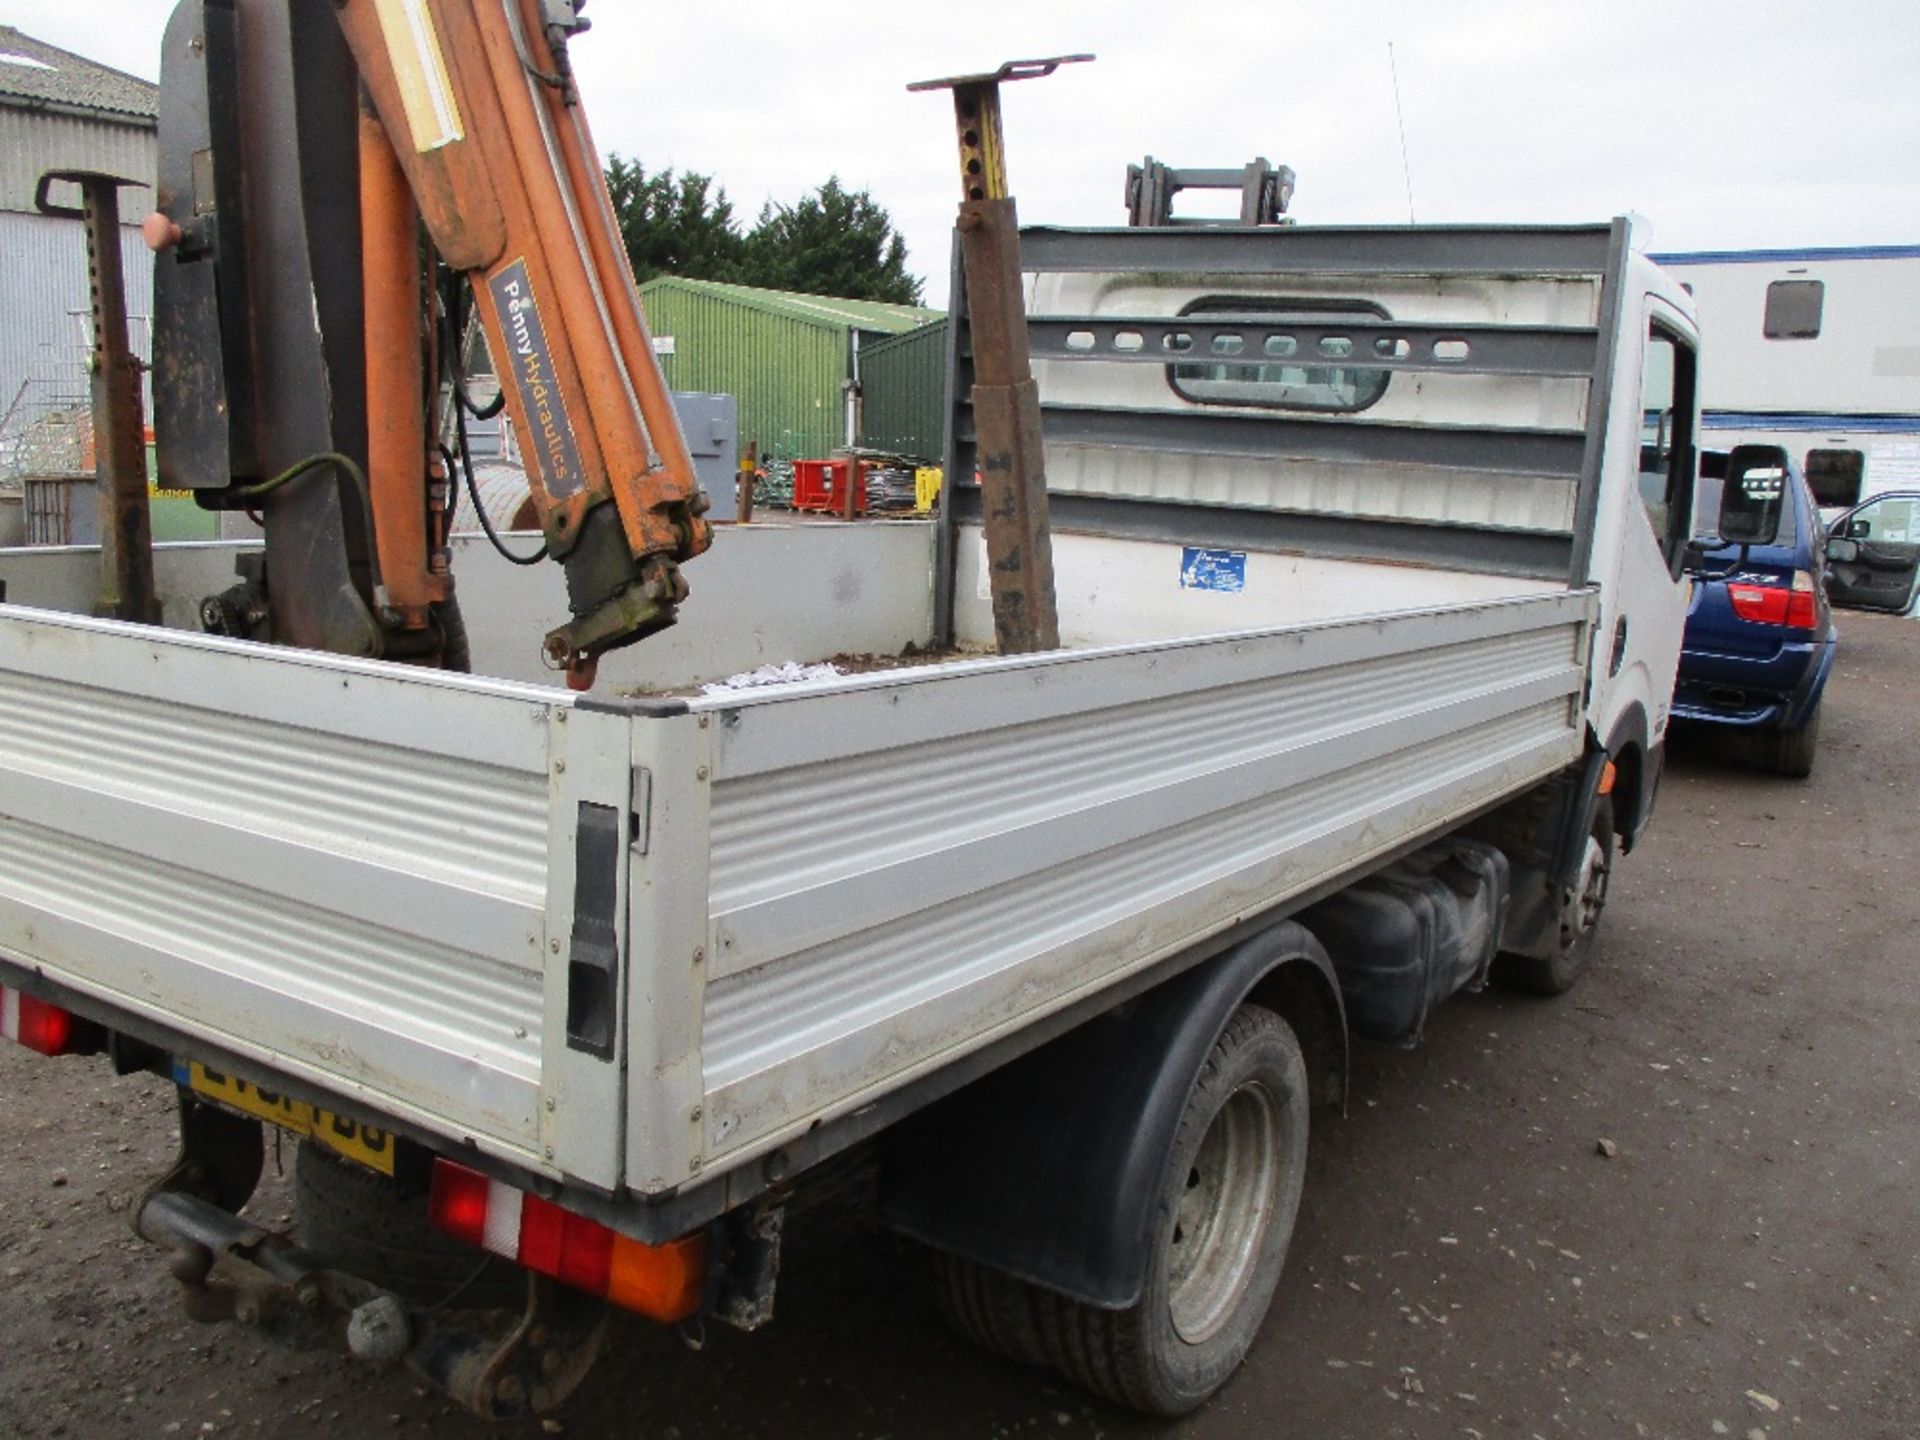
[
  {"x1": 0, "y1": 210, "x2": 154, "y2": 428},
  {"x1": 862, "y1": 321, "x2": 949, "y2": 462},
  {"x1": 0, "y1": 110, "x2": 156, "y2": 215},
  {"x1": 642, "y1": 284, "x2": 848, "y2": 460},
  {"x1": 0, "y1": 609, "x2": 559, "y2": 1164},
  {"x1": 692, "y1": 591, "x2": 1593, "y2": 1167}
]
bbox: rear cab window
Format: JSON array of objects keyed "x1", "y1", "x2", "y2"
[{"x1": 1167, "y1": 298, "x2": 1392, "y2": 412}]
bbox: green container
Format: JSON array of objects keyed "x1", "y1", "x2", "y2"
[
  {"x1": 146, "y1": 442, "x2": 218, "y2": 542},
  {"x1": 637, "y1": 278, "x2": 942, "y2": 462},
  {"x1": 861, "y1": 319, "x2": 950, "y2": 465}
]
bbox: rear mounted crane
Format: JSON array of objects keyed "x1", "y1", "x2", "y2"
[{"x1": 144, "y1": 0, "x2": 712, "y2": 688}]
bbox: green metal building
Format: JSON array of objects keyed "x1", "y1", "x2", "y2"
[
  {"x1": 636, "y1": 277, "x2": 941, "y2": 461},
  {"x1": 859, "y1": 318, "x2": 950, "y2": 465}
]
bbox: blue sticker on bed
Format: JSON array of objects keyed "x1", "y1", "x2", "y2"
[{"x1": 1180, "y1": 547, "x2": 1247, "y2": 593}]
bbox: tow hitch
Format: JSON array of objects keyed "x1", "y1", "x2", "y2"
[{"x1": 135, "y1": 1098, "x2": 609, "y2": 1419}]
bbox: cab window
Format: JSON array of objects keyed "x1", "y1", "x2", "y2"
[{"x1": 1636, "y1": 320, "x2": 1699, "y2": 577}]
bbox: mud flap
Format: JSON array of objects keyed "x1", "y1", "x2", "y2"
[{"x1": 879, "y1": 921, "x2": 1343, "y2": 1309}]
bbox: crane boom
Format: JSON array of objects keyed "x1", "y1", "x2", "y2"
[
  {"x1": 146, "y1": 0, "x2": 711, "y2": 687},
  {"x1": 336, "y1": 0, "x2": 712, "y2": 685}
]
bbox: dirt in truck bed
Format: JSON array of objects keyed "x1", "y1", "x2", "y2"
[
  {"x1": 4, "y1": 614, "x2": 1917, "y2": 1440},
  {"x1": 622, "y1": 641, "x2": 990, "y2": 699}
]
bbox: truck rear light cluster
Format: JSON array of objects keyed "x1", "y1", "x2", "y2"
[
  {"x1": 1727, "y1": 570, "x2": 1818, "y2": 630},
  {"x1": 0, "y1": 984, "x2": 79, "y2": 1057},
  {"x1": 428, "y1": 1159, "x2": 706, "y2": 1322}
]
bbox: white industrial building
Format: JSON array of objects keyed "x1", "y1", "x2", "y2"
[
  {"x1": 0, "y1": 27, "x2": 157, "y2": 474},
  {"x1": 1651, "y1": 245, "x2": 1920, "y2": 508}
]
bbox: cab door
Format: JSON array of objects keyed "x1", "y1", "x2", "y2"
[
  {"x1": 1596, "y1": 299, "x2": 1699, "y2": 757},
  {"x1": 1826, "y1": 492, "x2": 1920, "y2": 613}
]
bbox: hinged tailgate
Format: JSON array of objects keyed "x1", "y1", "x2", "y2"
[{"x1": 0, "y1": 607, "x2": 625, "y2": 1186}]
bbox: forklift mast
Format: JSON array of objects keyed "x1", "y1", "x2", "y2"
[{"x1": 147, "y1": 0, "x2": 712, "y2": 686}]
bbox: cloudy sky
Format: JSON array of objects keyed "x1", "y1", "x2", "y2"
[{"x1": 13, "y1": 1, "x2": 1920, "y2": 307}]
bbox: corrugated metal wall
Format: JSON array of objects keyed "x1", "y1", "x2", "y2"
[
  {"x1": 0, "y1": 212, "x2": 153, "y2": 434},
  {"x1": 861, "y1": 319, "x2": 948, "y2": 463},
  {"x1": 0, "y1": 109, "x2": 156, "y2": 431},
  {"x1": 0, "y1": 108, "x2": 156, "y2": 214},
  {"x1": 639, "y1": 284, "x2": 849, "y2": 460}
]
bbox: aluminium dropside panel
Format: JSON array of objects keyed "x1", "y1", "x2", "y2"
[{"x1": 632, "y1": 588, "x2": 1594, "y2": 1189}]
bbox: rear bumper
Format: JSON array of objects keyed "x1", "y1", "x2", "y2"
[{"x1": 1673, "y1": 633, "x2": 1835, "y2": 731}]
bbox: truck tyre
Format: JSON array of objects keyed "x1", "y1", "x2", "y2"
[
  {"x1": 294, "y1": 1143, "x2": 521, "y2": 1310},
  {"x1": 930, "y1": 1252, "x2": 1048, "y2": 1368},
  {"x1": 1760, "y1": 702, "x2": 1820, "y2": 779},
  {"x1": 1498, "y1": 795, "x2": 1614, "y2": 996},
  {"x1": 1024, "y1": 1005, "x2": 1310, "y2": 1417}
]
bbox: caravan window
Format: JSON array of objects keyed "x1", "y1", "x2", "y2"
[
  {"x1": 1805, "y1": 448, "x2": 1864, "y2": 508},
  {"x1": 1763, "y1": 280, "x2": 1824, "y2": 339}
]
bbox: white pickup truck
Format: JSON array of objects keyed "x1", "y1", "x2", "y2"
[{"x1": 0, "y1": 218, "x2": 1699, "y2": 1417}]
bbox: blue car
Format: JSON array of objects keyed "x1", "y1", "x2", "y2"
[{"x1": 1672, "y1": 444, "x2": 1838, "y2": 777}]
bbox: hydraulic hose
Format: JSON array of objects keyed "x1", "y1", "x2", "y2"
[{"x1": 225, "y1": 452, "x2": 387, "y2": 596}]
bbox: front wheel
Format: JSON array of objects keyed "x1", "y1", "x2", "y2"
[
  {"x1": 1023, "y1": 1005, "x2": 1310, "y2": 1416},
  {"x1": 1497, "y1": 794, "x2": 1614, "y2": 996}
]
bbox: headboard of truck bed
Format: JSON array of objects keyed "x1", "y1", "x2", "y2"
[{"x1": 937, "y1": 221, "x2": 1633, "y2": 643}]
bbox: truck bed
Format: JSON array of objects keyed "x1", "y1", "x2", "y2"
[
  {"x1": 0, "y1": 583, "x2": 1592, "y2": 1201},
  {"x1": 0, "y1": 219, "x2": 1632, "y2": 1217}
]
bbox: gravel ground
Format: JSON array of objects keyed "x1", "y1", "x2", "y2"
[{"x1": 3, "y1": 613, "x2": 1915, "y2": 1440}]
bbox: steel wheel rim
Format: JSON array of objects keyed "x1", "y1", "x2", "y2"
[
  {"x1": 1562, "y1": 832, "x2": 1611, "y2": 943},
  {"x1": 1167, "y1": 1082, "x2": 1281, "y2": 1344}
]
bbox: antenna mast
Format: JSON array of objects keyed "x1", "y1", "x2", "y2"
[{"x1": 1388, "y1": 41, "x2": 1417, "y2": 224}]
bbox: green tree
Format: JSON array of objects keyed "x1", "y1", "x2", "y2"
[
  {"x1": 739, "y1": 177, "x2": 924, "y2": 306},
  {"x1": 603, "y1": 154, "x2": 743, "y2": 283}
]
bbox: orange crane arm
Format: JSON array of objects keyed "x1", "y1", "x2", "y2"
[{"x1": 334, "y1": 0, "x2": 712, "y2": 686}]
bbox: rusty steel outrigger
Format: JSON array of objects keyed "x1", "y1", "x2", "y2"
[{"x1": 909, "y1": 54, "x2": 1090, "y2": 655}]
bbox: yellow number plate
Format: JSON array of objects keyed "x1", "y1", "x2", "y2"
[{"x1": 177, "y1": 1061, "x2": 396, "y2": 1176}]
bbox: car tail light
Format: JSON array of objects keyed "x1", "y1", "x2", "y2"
[
  {"x1": 1, "y1": 984, "x2": 79, "y2": 1057},
  {"x1": 1786, "y1": 570, "x2": 1819, "y2": 629},
  {"x1": 1727, "y1": 571, "x2": 1818, "y2": 630},
  {"x1": 428, "y1": 1159, "x2": 706, "y2": 1321}
]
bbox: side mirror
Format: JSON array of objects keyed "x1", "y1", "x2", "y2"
[
  {"x1": 1719, "y1": 444, "x2": 1789, "y2": 546},
  {"x1": 1826, "y1": 536, "x2": 1860, "y2": 564}
]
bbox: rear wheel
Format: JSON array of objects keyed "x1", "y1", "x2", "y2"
[
  {"x1": 1016, "y1": 1005, "x2": 1310, "y2": 1417},
  {"x1": 930, "y1": 1252, "x2": 1048, "y2": 1368},
  {"x1": 1497, "y1": 794, "x2": 1614, "y2": 996},
  {"x1": 1759, "y1": 701, "x2": 1820, "y2": 779},
  {"x1": 294, "y1": 1143, "x2": 521, "y2": 1310}
]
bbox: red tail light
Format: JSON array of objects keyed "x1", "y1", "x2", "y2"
[
  {"x1": 1727, "y1": 571, "x2": 1818, "y2": 631},
  {"x1": 1, "y1": 984, "x2": 78, "y2": 1057},
  {"x1": 428, "y1": 1159, "x2": 706, "y2": 1322},
  {"x1": 1786, "y1": 571, "x2": 1819, "y2": 629}
]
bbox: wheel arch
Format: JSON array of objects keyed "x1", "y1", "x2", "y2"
[
  {"x1": 1600, "y1": 704, "x2": 1657, "y2": 854},
  {"x1": 879, "y1": 920, "x2": 1345, "y2": 1311}
]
